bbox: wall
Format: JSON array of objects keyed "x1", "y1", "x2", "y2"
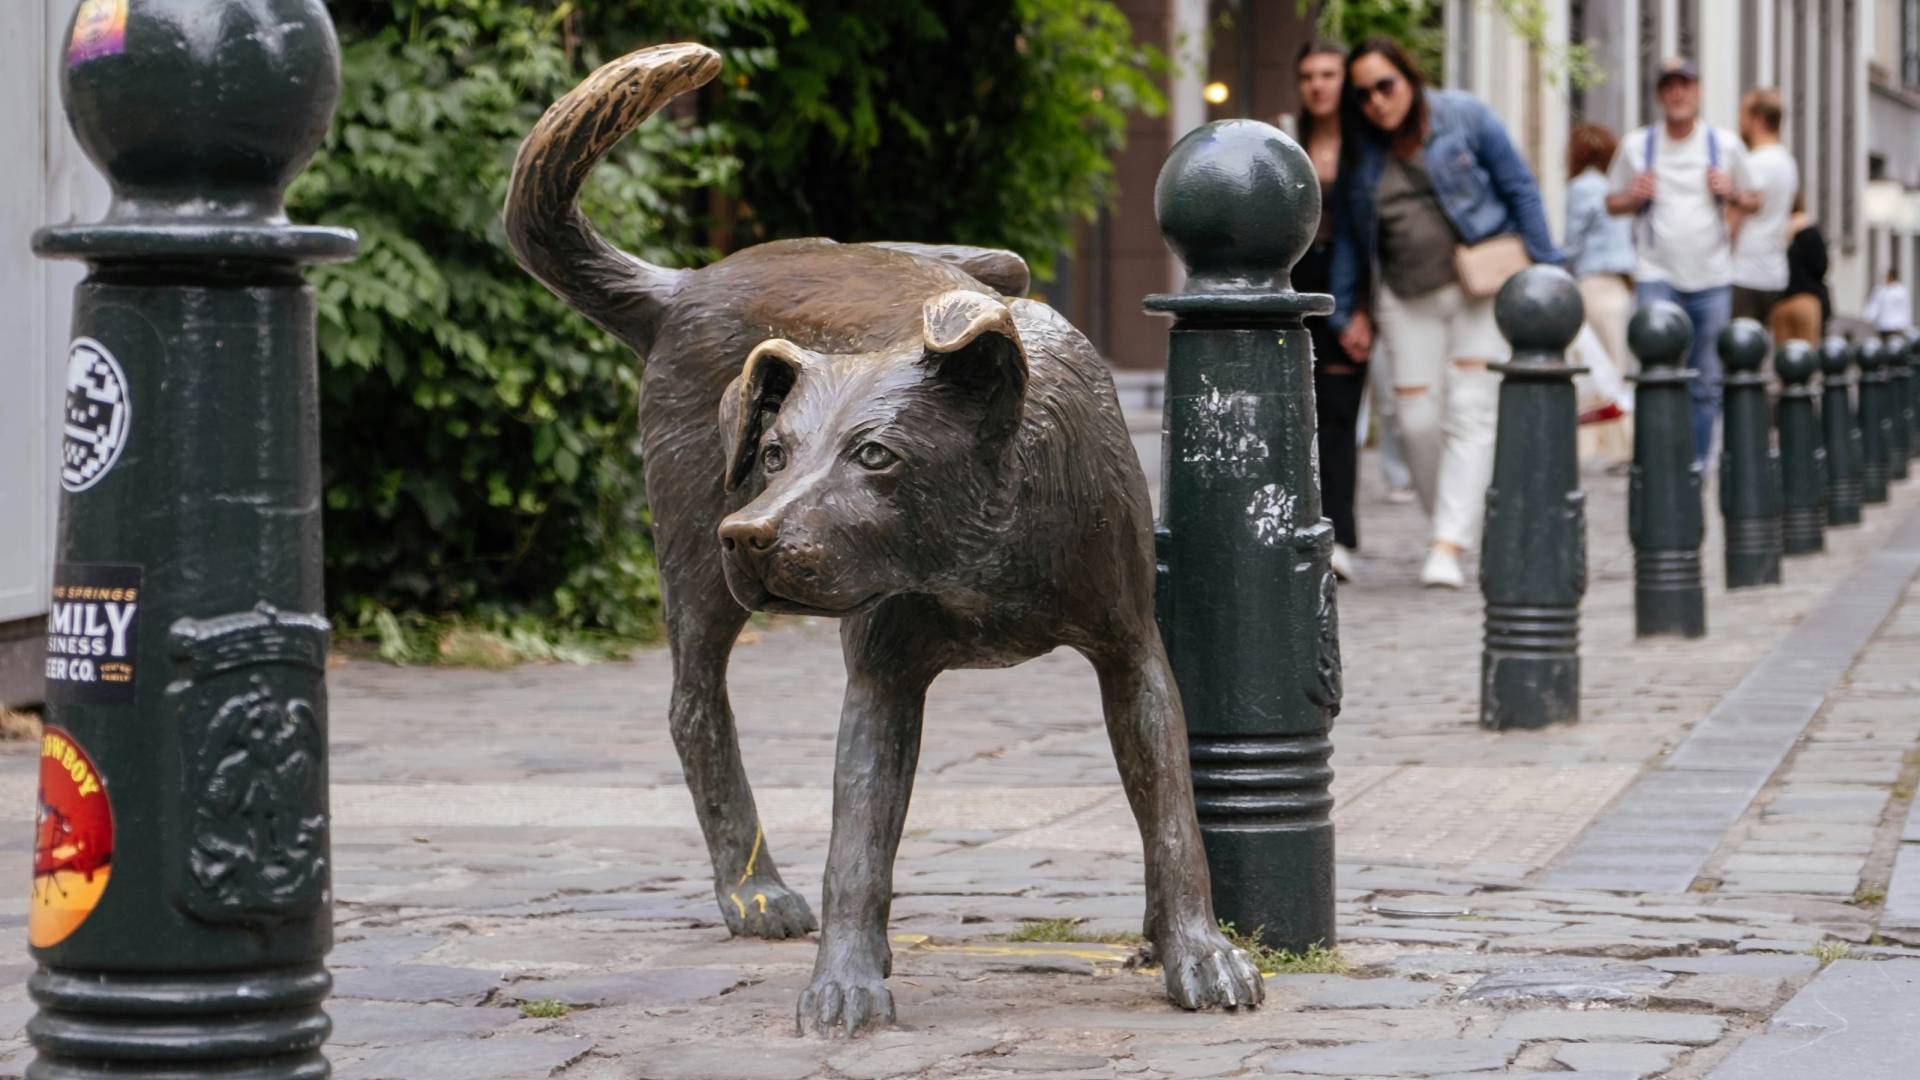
[{"x1": 0, "y1": 1, "x2": 110, "y2": 708}]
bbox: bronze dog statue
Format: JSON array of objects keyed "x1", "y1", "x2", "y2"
[{"x1": 505, "y1": 42, "x2": 1263, "y2": 1036}]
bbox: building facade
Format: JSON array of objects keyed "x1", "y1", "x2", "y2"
[
  {"x1": 1453, "y1": 0, "x2": 1920, "y2": 323},
  {"x1": 0, "y1": 1, "x2": 107, "y2": 708}
]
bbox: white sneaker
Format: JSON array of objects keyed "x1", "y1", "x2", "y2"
[
  {"x1": 1387, "y1": 486, "x2": 1417, "y2": 504},
  {"x1": 1420, "y1": 548, "x2": 1465, "y2": 589},
  {"x1": 1330, "y1": 545, "x2": 1357, "y2": 583}
]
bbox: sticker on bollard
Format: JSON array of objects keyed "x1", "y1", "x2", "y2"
[
  {"x1": 66, "y1": 0, "x2": 127, "y2": 66},
  {"x1": 30, "y1": 727, "x2": 113, "y2": 949},
  {"x1": 43, "y1": 564, "x2": 141, "y2": 704},
  {"x1": 60, "y1": 338, "x2": 131, "y2": 494}
]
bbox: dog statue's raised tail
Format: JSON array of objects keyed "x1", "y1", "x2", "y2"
[{"x1": 504, "y1": 42, "x2": 718, "y2": 352}]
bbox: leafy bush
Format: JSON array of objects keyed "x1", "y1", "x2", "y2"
[{"x1": 296, "y1": 0, "x2": 1159, "y2": 644}]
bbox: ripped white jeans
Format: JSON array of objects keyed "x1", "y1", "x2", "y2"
[{"x1": 1374, "y1": 281, "x2": 1506, "y2": 551}]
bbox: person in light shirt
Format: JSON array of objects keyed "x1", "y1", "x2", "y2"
[
  {"x1": 1730, "y1": 89, "x2": 1799, "y2": 327},
  {"x1": 1608, "y1": 57, "x2": 1761, "y2": 464},
  {"x1": 1863, "y1": 269, "x2": 1913, "y2": 338}
]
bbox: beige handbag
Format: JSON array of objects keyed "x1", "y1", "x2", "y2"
[{"x1": 1453, "y1": 234, "x2": 1531, "y2": 299}]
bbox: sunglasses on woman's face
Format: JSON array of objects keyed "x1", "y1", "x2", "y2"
[{"x1": 1355, "y1": 75, "x2": 1399, "y2": 103}]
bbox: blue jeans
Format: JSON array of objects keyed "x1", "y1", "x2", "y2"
[{"x1": 1636, "y1": 281, "x2": 1732, "y2": 462}]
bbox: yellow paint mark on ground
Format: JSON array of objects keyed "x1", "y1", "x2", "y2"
[
  {"x1": 737, "y1": 824, "x2": 763, "y2": 886},
  {"x1": 888, "y1": 934, "x2": 1137, "y2": 964}
]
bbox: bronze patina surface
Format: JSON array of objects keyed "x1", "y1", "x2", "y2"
[{"x1": 505, "y1": 42, "x2": 1261, "y2": 1037}]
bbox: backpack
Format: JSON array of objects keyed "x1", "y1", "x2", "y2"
[{"x1": 1638, "y1": 125, "x2": 1723, "y2": 250}]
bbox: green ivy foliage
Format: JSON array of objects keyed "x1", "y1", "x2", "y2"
[
  {"x1": 712, "y1": 0, "x2": 1165, "y2": 279},
  {"x1": 293, "y1": 0, "x2": 1158, "y2": 642}
]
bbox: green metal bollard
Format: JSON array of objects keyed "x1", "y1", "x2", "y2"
[
  {"x1": 1884, "y1": 336, "x2": 1912, "y2": 480},
  {"x1": 1774, "y1": 341, "x2": 1826, "y2": 555},
  {"x1": 1858, "y1": 338, "x2": 1891, "y2": 505},
  {"x1": 1821, "y1": 336, "x2": 1864, "y2": 526},
  {"x1": 27, "y1": 2, "x2": 355, "y2": 1077},
  {"x1": 1145, "y1": 119, "x2": 1338, "y2": 952},
  {"x1": 1480, "y1": 266, "x2": 1587, "y2": 731},
  {"x1": 1626, "y1": 301, "x2": 1706, "y2": 638},
  {"x1": 1909, "y1": 334, "x2": 1920, "y2": 462},
  {"x1": 1717, "y1": 320, "x2": 1783, "y2": 588},
  {"x1": 1892, "y1": 335, "x2": 1917, "y2": 469}
]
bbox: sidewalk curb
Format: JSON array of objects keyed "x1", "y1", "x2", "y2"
[{"x1": 1541, "y1": 507, "x2": 1920, "y2": 893}]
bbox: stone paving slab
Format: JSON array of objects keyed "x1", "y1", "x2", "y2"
[{"x1": 1705, "y1": 959, "x2": 1920, "y2": 1079}]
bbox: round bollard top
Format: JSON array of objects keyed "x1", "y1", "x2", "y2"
[
  {"x1": 1153, "y1": 119, "x2": 1319, "y2": 296},
  {"x1": 1775, "y1": 340, "x2": 1817, "y2": 385},
  {"x1": 1493, "y1": 264, "x2": 1584, "y2": 354},
  {"x1": 1859, "y1": 337, "x2": 1886, "y2": 371},
  {"x1": 1820, "y1": 336, "x2": 1852, "y2": 375},
  {"x1": 1717, "y1": 318, "x2": 1770, "y2": 372},
  {"x1": 1628, "y1": 300, "x2": 1694, "y2": 368},
  {"x1": 60, "y1": 0, "x2": 340, "y2": 223}
]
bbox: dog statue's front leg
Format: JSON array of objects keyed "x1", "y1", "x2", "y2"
[
  {"x1": 1091, "y1": 638, "x2": 1265, "y2": 1011},
  {"x1": 798, "y1": 621, "x2": 935, "y2": 1037}
]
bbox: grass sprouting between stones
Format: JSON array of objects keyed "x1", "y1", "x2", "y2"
[
  {"x1": 1854, "y1": 885, "x2": 1888, "y2": 906},
  {"x1": 519, "y1": 999, "x2": 573, "y2": 1019},
  {"x1": 1219, "y1": 922, "x2": 1349, "y2": 975},
  {"x1": 1000, "y1": 918, "x2": 1146, "y2": 946},
  {"x1": 1810, "y1": 940, "x2": 1852, "y2": 966}
]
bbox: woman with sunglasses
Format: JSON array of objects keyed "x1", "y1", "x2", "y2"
[
  {"x1": 1328, "y1": 38, "x2": 1560, "y2": 589},
  {"x1": 1291, "y1": 38, "x2": 1364, "y2": 582}
]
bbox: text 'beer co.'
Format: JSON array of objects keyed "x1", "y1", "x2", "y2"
[{"x1": 44, "y1": 564, "x2": 142, "y2": 705}]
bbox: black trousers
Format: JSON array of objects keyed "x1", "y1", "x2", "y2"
[{"x1": 1295, "y1": 240, "x2": 1364, "y2": 549}]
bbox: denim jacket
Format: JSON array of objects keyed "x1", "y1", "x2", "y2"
[
  {"x1": 1562, "y1": 168, "x2": 1635, "y2": 278},
  {"x1": 1329, "y1": 89, "x2": 1562, "y2": 330}
]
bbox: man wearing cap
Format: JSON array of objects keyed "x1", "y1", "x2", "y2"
[{"x1": 1608, "y1": 57, "x2": 1762, "y2": 463}]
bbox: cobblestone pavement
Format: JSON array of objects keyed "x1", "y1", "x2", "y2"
[{"x1": 1, "y1": 435, "x2": 1919, "y2": 1079}]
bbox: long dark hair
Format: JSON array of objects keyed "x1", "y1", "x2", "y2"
[
  {"x1": 1295, "y1": 38, "x2": 1348, "y2": 145},
  {"x1": 1341, "y1": 36, "x2": 1429, "y2": 163}
]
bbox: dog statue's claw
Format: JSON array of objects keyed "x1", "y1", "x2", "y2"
[
  {"x1": 1161, "y1": 933, "x2": 1265, "y2": 1011},
  {"x1": 797, "y1": 971, "x2": 895, "y2": 1038},
  {"x1": 716, "y1": 878, "x2": 818, "y2": 939}
]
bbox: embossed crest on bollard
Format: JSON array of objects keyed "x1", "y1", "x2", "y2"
[
  {"x1": 1857, "y1": 338, "x2": 1892, "y2": 505},
  {"x1": 29, "y1": 2, "x2": 355, "y2": 1078},
  {"x1": 1774, "y1": 341, "x2": 1827, "y2": 555},
  {"x1": 1626, "y1": 301, "x2": 1706, "y2": 637},
  {"x1": 1144, "y1": 119, "x2": 1338, "y2": 952},
  {"x1": 1717, "y1": 320, "x2": 1783, "y2": 588},
  {"x1": 1820, "y1": 336, "x2": 1865, "y2": 526},
  {"x1": 1480, "y1": 266, "x2": 1587, "y2": 730}
]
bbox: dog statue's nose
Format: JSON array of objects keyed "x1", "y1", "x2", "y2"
[{"x1": 718, "y1": 513, "x2": 779, "y2": 554}]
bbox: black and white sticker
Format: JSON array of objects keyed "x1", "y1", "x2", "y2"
[
  {"x1": 62, "y1": 337, "x2": 131, "y2": 494},
  {"x1": 45, "y1": 563, "x2": 142, "y2": 705}
]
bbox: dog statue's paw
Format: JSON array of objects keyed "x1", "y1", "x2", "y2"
[
  {"x1": 1159, "y1": 929, "x2": 1265, "y2": 1011},
  {"x1": 717, "y1": 877, "x2": 818, "y2": 939},
  {"x1": 796, "y1": 969, "x2": 895, "y2": 1038}
]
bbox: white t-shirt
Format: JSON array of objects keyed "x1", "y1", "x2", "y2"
[
  {"x1": 1864, "y1": 283, "x2": 1912, "y2": 332},
  {"x1": 1732, "y1": 143, "x2": 1799, "y2": 291},
  {"x1": 1608, "y1": 123, "x2": 1754, "y2": 291}
]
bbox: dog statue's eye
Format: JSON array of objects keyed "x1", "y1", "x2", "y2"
[
  {"x1": 761, "y1": 443, "x2": 787, "y2": 473},
  {"x1": 855, "y1": 442, "x2": 898, "y2": 470}
]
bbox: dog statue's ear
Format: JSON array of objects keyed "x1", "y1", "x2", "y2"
[
  {"x1": 722, "y1": 339, "x2": 813, "y2": 491},
  {"x1": 921, "y1": 290, "x2": 1029, "y2": 446}
]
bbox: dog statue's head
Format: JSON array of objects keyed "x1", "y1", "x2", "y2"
[{"x1": 716, "y1": 289, "x2": 1029, "y2": 615}]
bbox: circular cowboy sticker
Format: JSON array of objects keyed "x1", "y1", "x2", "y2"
[
  {"x1": 31, "y1": 727, "x2": 114, "y2": 948},
  {"x1": 62, "y1": 337, "x2": 131, "y2": 494}
]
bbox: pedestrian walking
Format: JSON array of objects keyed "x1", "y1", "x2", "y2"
[
  {"x1": 1864, "y1": 269, "x2": 1912, "y2": 338},
  {"x1": 1770, "y1": 194, "x2": 1828, "y2": 345},
  {"x1": 1563, "y1": 122, "x2": 1636, "y2": 466},
  {"x1": 1329, "y1": 37, "x2": 1561, "y2": 589},
  {"x1": 1608, "y1": 56, "x2": 1760, "y2": 463},
  {"x1": 1291, "y1": 39, "x2": 1365, "y2": 582},
  {"x1": 1731, "y1": 89, "x2": 1799, "y2": 325}
]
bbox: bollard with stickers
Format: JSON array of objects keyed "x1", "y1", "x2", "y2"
[{"x1": 28, "y1": 1, "x2": 355, "y2": 1078}]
